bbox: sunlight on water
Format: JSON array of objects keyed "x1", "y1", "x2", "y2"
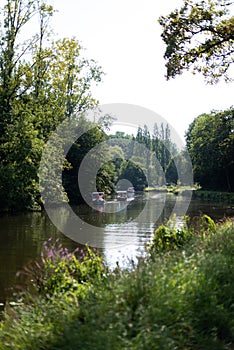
[{"x1": 0, "y1": 193, "x2": 234, "y2": 301}]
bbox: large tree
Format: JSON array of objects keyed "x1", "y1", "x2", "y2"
[
  {"x1": 159, "y1": 0, "x2": 234, "y2": 83},
  {"x1": 0, "y1": 0, "x2": 103, "y2": 210},
  {"x1": 186, "y1": 108, "x2": 234, "y2": 191}
]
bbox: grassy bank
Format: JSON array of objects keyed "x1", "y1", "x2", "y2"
[
  {"x1": 0, "y1": 218, "x2": 234, "y2": 349},
  {"x1": 193, "y1": 190, "x2": 234, "y2": 203},
  {"x1": 145, "y1": 186, "x2": 234, "y2": 202},
  {"x1": 145, "y1": 185, "x2": 198, "y2": 195}
]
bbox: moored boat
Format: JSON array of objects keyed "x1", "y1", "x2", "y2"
[
  {"x1": 127, "y1": 187, "x2": 135, "y2": 198},
  {"x1": 91, "y1": 192, "x2": 105, "y2": 204},
  {"x1": 116, "y1": 190, "x2": 128, "y2": 201}
]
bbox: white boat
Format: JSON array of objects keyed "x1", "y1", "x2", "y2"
[
  {"x1": 116, "y1": 190, "x2": 128, "y2": 201},
  {"x1": 116, "y1": 190, "x2": 135, "y2": 202},
  {"x1": 127, "y1": 187, "x2": 135, "y2": 193},
  {"x1": 127, "y1": 187, "x2": 135, "y2": 198},
  {"x1": 91, "y1": 192, "x2": 105, "y2": 204}
]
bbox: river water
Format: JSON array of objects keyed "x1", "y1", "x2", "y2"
[{"x1": 0, "y1": 193, "x2": 234, "y2": 304}]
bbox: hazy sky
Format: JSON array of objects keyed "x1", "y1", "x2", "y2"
[{"x1": 51, "y1": 0, "x2": 234, "y2": 140}]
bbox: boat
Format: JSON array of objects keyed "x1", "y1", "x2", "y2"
[
  {"x1": 116, "y1": 190, "x2": 128, "y2": 201},
  {"x1": 91, "y1": 192, "x2": 105, "y2": 204},
  {"x1": 116, "y1": 190, "x2": 135, "y2": 202},
  {"x1": 127, "y1": 187, "x2": 135, "y2": 198},
  {"x1": 127, "y1": 187, "x2": 135, "y2": 193}
]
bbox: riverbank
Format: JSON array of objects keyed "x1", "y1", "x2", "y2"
[
  {"x1": 145, "y1": 186, "x2": 234, "y2": 202},
  {"x1": 0, "y1": 217, "x2": 233, "y2": 349},
  {"x1": 145, "y1": 185, "x2": 198, "y2": 195},
  {"x1": 193, "y1": 190, "x2": 234, "y2": 203}
]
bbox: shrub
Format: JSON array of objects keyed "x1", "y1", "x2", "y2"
[
  {"x1": 149, "y1": 215, "x2": 217, "y2": 254},
  {"x1": 149, "y1": 216, "x2": 193, "y2": 253},
  {"x1": 0, "y1": 220, "x2": 233, "y2": 350},
  {"x1": 18, "y1": 239, "x2": 106, "y2": 298}
]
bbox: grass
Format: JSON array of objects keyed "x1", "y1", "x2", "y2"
[
  {"x1": 0, "y1": 218, "x2": 234, "y2": 349},
  {"x1": 193, "y1": 190, "x2": 234, "y2": 203},
  {"x1": 145, "y1": 185, "x2": 199, "y2": 195}
]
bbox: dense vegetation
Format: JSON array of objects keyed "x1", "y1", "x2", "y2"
[
  {"x1": 186, "y1": 108, "x2": 234, "y2": 191},
  {"x1": 0, "y1": 217, "x2": 233, "y2": 349},
  {"x1": 0, "y1": 0, "x2": 103, "y2": 211},
  {"x1": 159, "y1": 0, "x2": 234, "y2": 192},
  {"x1": 60, "y1": 121, "x2": 179, "y2": 203},
  {"x1": 0, "y1": 1, "x2": 233, "y2": 348},
  {"x1": 0, "y1": 0, "x2": 181, "y2": 211},
  {"x1": 1, "y1": 0, "x2": 233, "y2": 211},
  {"x1": 159, "y1": 0, "x2": 234, "y2": 84}
]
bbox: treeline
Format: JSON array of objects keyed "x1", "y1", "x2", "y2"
[
  {"x1": 1, "y1": 1, "x2": 233, "y2": 212},
  {"x1": 0, "y1": 0, "x2": 180, "y2": 211},
  {"x1": 121, "y1": 124, "x2": 191, "y2": 189},
  {"x1": 62, "y1": 122, "x2": 179, "y2": 204},
  {"x1": 186, "y1": 108, "x2": 234, "y2": 192},
  {"x1": 0, "y1": 0, "x2": 103, "y2": 211},
  {"x1": 128, "y1": 123, "x2": 178, "y2": 186},
  {"x1": 51, "y1": 106, "x2": 234, "y2": 205},
  {"x1": 159, "y1": 0, "x2": 234, "y2": 193}
]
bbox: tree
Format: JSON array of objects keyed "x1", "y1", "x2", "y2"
[
  {"x1": 165, "y1": 150, "x2": 193, "y2": 185},
  {"x1": 0, "y1": 0, "x2": 103, "y2": 210},
  {"x1": 63, "y1": 121, "x2": 109, "y2": 203},
  {"x1": 118, "y1": 161, "x2": 148, "y2": 191},
  {"x1": 0, "y1": 0, "x2": 55, "y2": 209},
  {"x1": 134, "y1": 123, "x2": 178, "y2": 186},
  {"x1": 159, "y1": 0, "x2": 234, "y2": 83},
  {"x1": 186, "y1": 108, "x2": 234, "y2": 191}
]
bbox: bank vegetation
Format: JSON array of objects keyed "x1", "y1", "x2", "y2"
[{"x1": 0, "y1": 217, "x2": 233, "y2": 350}]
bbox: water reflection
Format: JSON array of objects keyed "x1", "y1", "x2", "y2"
[
  {"x1": 0, "y1": 211, "x2": 77, "y2": 304},
  {"x1": 0, "y1": 194, "x2": 234, "y2": 303}
]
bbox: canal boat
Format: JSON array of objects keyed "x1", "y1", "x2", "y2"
[
  {"x1": 91, "y1": 192, "x2": 105, "y2": 204},
  {"x1": 127, "y1": 187, "x2": 135, "y2": 194},
  {"x1": 127, "y1": 187, "x2": 135, "y2": 198},
  {"x1": 116, "y1": 190, "x2": 128, "y2": 201},
  {"x1": 116, "y1": 190, "x2": 135, "y2": 202}
]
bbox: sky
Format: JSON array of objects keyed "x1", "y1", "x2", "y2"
[{"x1": 50, "y1": 0, "x2": 234, "y2": 141}]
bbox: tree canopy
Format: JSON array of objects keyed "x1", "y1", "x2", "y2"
[
  {"x1": 0, "y1": 0, "x2": 104, "y2": 210},
  {"x1": 159, "y1": 0, "x2": 234, "y2": 83},
  {"x1": 186, "y1": 108, "x2": 234, "y2": 191}
]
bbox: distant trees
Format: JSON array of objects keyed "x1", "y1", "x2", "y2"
[
  {"x1": 134, "y1": 123, "x2": 178, "y2": 186},
  {"x1": 186, "y1": 108, "x2": 234, "y2": 191},
  {"x1": 118, "y1": 161, "x2": 147, "y2": 192},
  {"x1": 62, "y1": 119, "x2": 127, "y2": 203},
  {"x1": 107, "y1": 123, "x2": 179, "y2": 191}
]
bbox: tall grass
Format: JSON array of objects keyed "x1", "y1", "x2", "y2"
[{"x1": 0, "y1": 218, "x2": 233, "y2": 349}]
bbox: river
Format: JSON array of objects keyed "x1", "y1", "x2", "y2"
[{"x1": 0, "y1": 193, "x2": 234, "y2": 304}]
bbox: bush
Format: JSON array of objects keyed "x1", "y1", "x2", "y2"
[
  {"x1": 18, "y1": 239, "x2": 106, "y2": 298},
  {"x1": 149, "y1": 216, "x2": 193, "y2": 253}
]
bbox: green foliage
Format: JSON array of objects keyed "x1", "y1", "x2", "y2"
[
  {"x1": 200, "y1": 214, "x2": 216, "y2": 234},
  {"x1": 62, "y1": 122, "x2": 110, "y2": 203},
  {"x1": 20, "y1": 239, "x2": 106, "y2": 299},
  {"x1": 0, "y1": 220, "x2": 234, "y2": 349},
  {"x1": 149, "y1": 216, "x2": 193, "y2": 253},
  {"x1": 118, "y1": 160, "x2": 148, "y2": 191},
  {"x1": 166, "y1": 149, "x2": 193, "y2": 186},
  {"x1": 110, "y1": 123, "x2": 178, "y2": 190},
  {"x1": 186, "y1": 108, "x2": 234, "y2": 191},
  {"x1": 159, "y1": 0, "x2": 234, "y2": 83},
  {"x1": 193, "y1": 190, "x2": 234, "y2": 203},
  {"x1": 0, "y1": 0, "x2": 104, "y2": 211},
  {"x1": 135, "y1": 123, "x2": 178, "y2": 186}
]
